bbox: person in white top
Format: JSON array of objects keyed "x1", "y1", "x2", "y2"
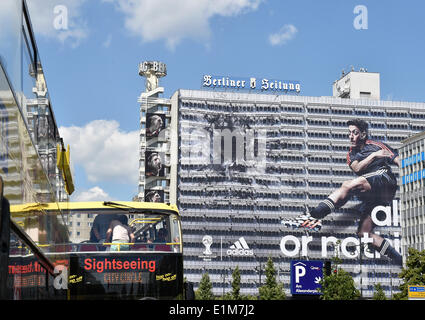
[{"x1": 106, "y1": 215, "x2": 135, "y2": 251}]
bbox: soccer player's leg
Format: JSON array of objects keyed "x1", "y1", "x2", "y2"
[
  {"x1": 310, "y1": 176, "x2": 370, "y2": 221},
  {"x1": 358, "y1": 214, "x2": 402, "y2": 265},
  {"x1": 357, "y1": 172, "x2": 401, "y2": 264},
  {"x1": 281, "y1": 177, "x2": 368, "y2": 231}
]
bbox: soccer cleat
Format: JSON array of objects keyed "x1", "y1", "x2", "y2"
[{"x1": 281, "y1": 213, "x2": 322, "y2": 232}]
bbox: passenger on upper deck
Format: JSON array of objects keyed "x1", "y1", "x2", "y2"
[
  {"x1": 90, "y1": 214, "x2": 118, "y2": 250},
  {"x1": 154, "y1": 228, "x2": 167, "y2": 243},
  {"x1": 106, "y1": 215, "x2": 135, "y2": 251}
]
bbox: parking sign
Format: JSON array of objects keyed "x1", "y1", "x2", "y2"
[
  {"x1": 290, "y1": 260, "x2": 323, "y2": 295},
  {"x1": 408, "y1": 285, "x2": 425, "y2": 300}
]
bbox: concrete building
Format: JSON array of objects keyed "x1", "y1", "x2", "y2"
[
  {"x1": 333, "y1": 68, "x2": 380, "y2": 100},
  {"x1": 137, "y1": 61, "x2": 174, "y2": 204},
  {"x1": 399, "y1": 132, "x2": 425, "y2": 254},
  {"x1": 137, "y1": 65, "x2": 425, "y2": 297}
]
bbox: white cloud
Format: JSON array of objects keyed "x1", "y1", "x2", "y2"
[
  {"x1": 104, "y1": 0, "x2": 263, "y2": 50},
  {"x1": 72, "y1": 186, "x2": 112, "y2": 201},
  {"x1": 59, "y1": 120, "x2": 139, "y2": 185},
  {"x1": 26, "y1": 0, "x2": 88, "y2": 47},
  {"x1": 103, "y1": 34, "x2": 113, "y2": 48},
  {"x1": 268, "y1": 24, "x2": 298, "y2": 46}
]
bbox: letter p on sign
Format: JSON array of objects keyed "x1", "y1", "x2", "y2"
[{"x1": 295, "y1": 265, "x2": 306, "y2": 283}]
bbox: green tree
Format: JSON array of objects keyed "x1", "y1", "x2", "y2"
[
  {"x1": 258, "y1": 257, "x2": 286, "y2": 300},
  {"x1": 394, "y1": 248, "x2": 425, "y2": 300},
  {"x1": 372, "y1": 283, "x2": 387, "y2": 300},
  {"x1": 230, "y1": 266, "x2": 241, "y2": 300},
  {"x1": 221, "y1": 266, "x2": 257, "y2": 300},
  {"x1": 196, "y1": 272, "x2": 214, "y2": 300},
  {"x1": 319, "y1": 260, "x2": 360, "y2": 300}
]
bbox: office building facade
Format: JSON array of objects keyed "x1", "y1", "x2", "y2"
[
  {"x1": 169, "y1": 70, "x2": 425, "y2": 298},
  {"x1": 135, "y1": 63, "x2": 425, "y2": 297},
  {"x1": 399, "y1": 132, "x2": 425, "y2": 254}
]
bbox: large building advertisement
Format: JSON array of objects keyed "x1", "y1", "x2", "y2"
[{"x1": 176, "y1": 82, "x2": 425, "y2": 297}]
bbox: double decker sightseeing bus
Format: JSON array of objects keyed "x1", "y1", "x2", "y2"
[{"x1": 7, "y1": 201, "x2": 188, "y2": 300}]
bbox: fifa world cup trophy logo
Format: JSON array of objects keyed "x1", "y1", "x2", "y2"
[{"x1": 202, "y1": 235, "x2": 213, "y2": 255}]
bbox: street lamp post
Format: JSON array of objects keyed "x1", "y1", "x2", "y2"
[
  {"x1": 221, "y1": 272, "x2": 226, "y2": 298},
  {"x1": 254, "y1": 262, "x2": 263, "y2": 287},
  {"x1": 359, "y1": 242, "x2": 363, "y2": 298}
]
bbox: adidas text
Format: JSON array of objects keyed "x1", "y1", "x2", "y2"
[
  {"x1": 227, "y1": 237, "x2": 254, "y2": 256},
  {"x1": 227, "y1": 248, "x2": 254, "y2": 256}
]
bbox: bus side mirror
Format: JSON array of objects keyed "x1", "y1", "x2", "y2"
[{"x1": 0, "y1": 176, "x2": 10, "y2": 299}]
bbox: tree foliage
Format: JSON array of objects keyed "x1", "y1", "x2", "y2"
[
  {"x1": 230, "y1": 266, "x2": 241, "y2": 300},
  {"x1": 319, "y1": 260, "x2": 360, "y2": 300},
  {"x1": 196, "y1": 272, "x2": 214, "y2": 300},
  {"x1": 258, "y1": 257, "x2": 286, "y2": 300},
  {"x1": 394, "y1": 248, "x2": 425, "y2": 300},
  {"x1": 372, "y1": 283, "x2": 387, "y2": 300},
  {"x1": 220, "y1": 266, "x2": 257, "y2": 300}
]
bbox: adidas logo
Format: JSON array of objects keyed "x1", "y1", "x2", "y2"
[{"x1": 227, "y1": 237, "x2": 254, "y2": 256}]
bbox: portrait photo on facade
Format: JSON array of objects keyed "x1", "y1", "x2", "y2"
[
  {"x1": 146, "y1": 113, "x2": 165, "y2": 138},
  {"x1": 145, "y1": 189, "x2": 164, "y2": 202},
  {"x1": 145, "y1": 151, "x2": 164, "y2": 177}
]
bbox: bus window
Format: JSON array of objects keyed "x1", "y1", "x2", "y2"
[
  {"x1": 171, "y1": 216, "x2": 181, "y2": 253},
  {"x1": 10, "y1": 204, "x2": 70, "y2": 254},
  {"x1": 130, "y1": 213, "x2": 181, "y2": 253},
  {"x1": 88, "y1": 213, "x2": 120, "y2": 251}
]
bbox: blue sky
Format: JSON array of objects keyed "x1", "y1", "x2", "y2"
[{"x1": 25, "y1": 0, "x2": 425, "y2": 201}]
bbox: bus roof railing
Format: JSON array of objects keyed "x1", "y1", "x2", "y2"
[{"x1": 10, "y1": 201, "x2": 179, "y2": 216}]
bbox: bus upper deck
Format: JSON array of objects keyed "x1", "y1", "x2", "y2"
[
  {"x1": 10, "y1": 201, "x2": 182, "y2": 254},
  {"x1": 6, "y1": 201, "x2": 187, "y2": 300}
]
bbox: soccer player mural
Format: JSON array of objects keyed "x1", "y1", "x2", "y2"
[{"x1": 282, "y1": 119, "x2": 402, "y2": 264}]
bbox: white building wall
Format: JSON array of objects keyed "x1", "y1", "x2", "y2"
[
  {"x1": 175, "y1": 89, "x2": 425, "y2": 297},
  {"x1": 333, "y1": 71, "x2": 380, "y2": 100},
  {"x1": 399, "y1": 132, "x2": 425, "y2": 256}
]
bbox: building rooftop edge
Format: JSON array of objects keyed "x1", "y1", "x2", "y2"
[
  {"x1": 333, "y1": 70, "x2": 380, "y2": 82},
  {"x1": 401, "y1": 131, "x2": 425, "y2": 145},
  {"x1": 175, "y1": 88, "x2": 425, "y2": 108}
]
